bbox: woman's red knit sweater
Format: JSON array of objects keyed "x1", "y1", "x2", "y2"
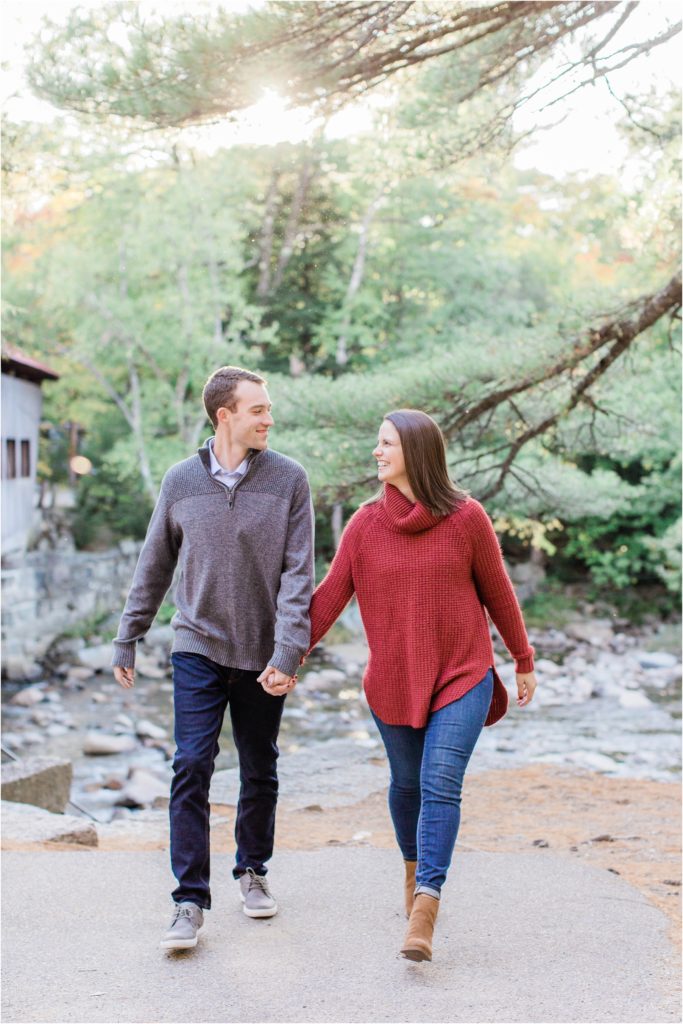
[{"x1": 308, "y1": 484, "x2": 535, "y2": 728}]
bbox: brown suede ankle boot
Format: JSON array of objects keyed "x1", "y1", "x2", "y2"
[
  {"x1": 404, "y1": 860, "x2": 417, "y2": 918},
  {"x1": 400, "y1": 893, "x2": 439, "y2": 961}
]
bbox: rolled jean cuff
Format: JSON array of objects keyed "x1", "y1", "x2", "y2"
[{"x1": 415, "y1": 884, "x2": 440, "y2": 900}]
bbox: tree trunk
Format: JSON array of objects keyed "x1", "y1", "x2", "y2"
[
  {"x1": 256, "y1": 169, "x2": 282, "y2": 299},
  {"x1": 271, "y1": 153, "x2": 316, "y2": 293},
  {"x1": 336, "y1": 189, "x2": 386, "y2": 366},
  {"x1": 331, "y1": 502, "x2": 344, "y2": 548}
]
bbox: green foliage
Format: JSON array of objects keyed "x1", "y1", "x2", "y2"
[
  {"x1": 155, "y1": 601, "x2": 177, "y2": 625},
  {"x1": 57, "y1": 609, "x2": 112, "y2": 640},
  {"x1": 520, "y1": 582, "x2": 581, "y2": 630},
  {"x1": 71, "y1": 462, "x2": 153, "y2": 549},
  {"x1": 3, "y1": 10, "x2": 680, "y2": 605}
]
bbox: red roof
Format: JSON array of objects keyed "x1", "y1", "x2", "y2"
[{"x1": 1, "y1": 344, "x2": 60, "y2": 383}]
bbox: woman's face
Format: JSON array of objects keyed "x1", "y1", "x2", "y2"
[{"x1": 373, "y1": 419, "x2": 408, "y2": 488}]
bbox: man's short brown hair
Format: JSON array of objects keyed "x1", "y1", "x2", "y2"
[{"x1": 202, "y1": 366, "x2": 267, "y2": 428}]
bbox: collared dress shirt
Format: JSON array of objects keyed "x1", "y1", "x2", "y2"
[{"x1": 208, "y1": 437, "x2": 249, "y2": 489}]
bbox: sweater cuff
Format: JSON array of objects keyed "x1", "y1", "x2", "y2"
[
  {"x1": 514, "y1": 651, "x2": 535, "y2": 674},
  {"x1": 269, "y1": 644, "x2": 303, "y2": 678},
  {"x1": 112, "y1": 642, "x2": 136, "y2": 670}
]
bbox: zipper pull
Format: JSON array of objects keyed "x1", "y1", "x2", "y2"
[{"x1": 228, "y1": 488, "x2": 234, "y2": 510}]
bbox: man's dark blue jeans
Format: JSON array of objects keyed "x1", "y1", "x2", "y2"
[{"x1": 169, "y1": 652, "x2": 286, "y2": 909}]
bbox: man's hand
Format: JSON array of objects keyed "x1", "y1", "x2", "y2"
[
  {"x1": 114, "y1": 666, "x2": 135, "y2": 689},
  {"x1": 516, "y1": 671, "x2": 537, "y2": 707},
  {"x1": 257, "y1": 666, "x2": 296, "y2": 696}
]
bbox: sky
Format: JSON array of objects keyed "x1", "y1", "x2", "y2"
[{"x1": 1, "y1": 0, "x2": 681, "y2": 180}]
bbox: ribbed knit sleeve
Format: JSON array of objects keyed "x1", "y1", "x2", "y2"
[
  {"x1": 308, "y1": 515, "x2": 360, "y2": 653},
  {"x1": 112, "y1": 474, "x2": 181, "y2": 668},
  {"x1": 268, "y1": 472, "x2": 315, "y2": 677},
  {"x1": 468, "y1": 501, "x2": 535, "y2": 674}
]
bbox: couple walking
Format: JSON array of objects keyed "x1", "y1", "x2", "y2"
[{"x1": 112, "y1": 365, "x2": 537, "y2": 962}]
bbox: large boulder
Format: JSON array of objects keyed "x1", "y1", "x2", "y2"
[
  {"x1": 2, "y1": 657, "x2": 43, "y2": 682},
  {"x1": 1, "y1": 757, "x2": 73, "y2": 813},
  {"x1": 1, "y1": 801, "x2": 97, "y2": 847}
]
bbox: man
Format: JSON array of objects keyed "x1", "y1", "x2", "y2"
[{"x1": 112, "y1": 366, "x2": 314, "y2": 951}]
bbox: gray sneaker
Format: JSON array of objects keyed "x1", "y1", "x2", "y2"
[
  {"x1": 160, "y1": 901, "x2": 204, "y2": 950},
  {"x1": 239, "y1": 868, "x2": 278, "y2": 918}
]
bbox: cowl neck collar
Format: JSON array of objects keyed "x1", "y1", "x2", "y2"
[{"x1": 377, "y1": 484, "x2": 443, "y2": 535}]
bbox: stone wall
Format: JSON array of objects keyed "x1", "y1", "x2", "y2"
[{"x1": 1, "y1": 542, "x2": 142, "y2": 678}]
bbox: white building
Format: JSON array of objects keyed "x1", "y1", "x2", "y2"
[{"x1": 1, "y1": 345, "x2": 59, "y2": 558}]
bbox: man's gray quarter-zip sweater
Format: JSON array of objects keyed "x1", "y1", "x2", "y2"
[{"x1": 112, "y1": 438, "x2": 314, "y2": 678}]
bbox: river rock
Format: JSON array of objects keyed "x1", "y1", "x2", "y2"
[
  {"x1": 135, "y1": 655, "x2": 166, "y2": 679},
  {"x1": 66, "y1": 666, "x2": 95, "y2": 682},
  {"x1": 83, "y1": 732, "x2": 137, "y2": 756},
  {"x1": 635, "y1": 651, "x2": 679, "y2": 670},
  {"x1": 45, "y1": 724, "x2": 70, "y2": 738},
  {"x1": 77, "y1": 644, "x2": 114, "y2": 672},
  {"x1": 618, "y1": 690, "x2": 653, "y2": 709},
  {"x1": 567, "y1": 751, "x2": 618, "y2": 773},
  {"x1": 3, "y1": 657, "x2": 43, "y2": 682},
  {"x1": 1, "y1": 733, "x2": 25, "y2": 750},
  {"x1": 533, "y1": 658, "x2": 564, "y2": 677},
  {"x1": 143, "y1": 625, "x2": 175, "y2": 647},
  {"x1": 318, "y1": 669, "x2": 347, "y2": 685},
  {"x1": 114, "y1": 714, "x2": 134, "y2": 730},
  {"x1": 566, "y1": 621, "x2": 615, "y2": 646},
  {"x1": 638, "y1": 666, "x2": 682, "y2": 689},
  {"x1": 1, "y1": 757, "x2": 72, "y2": 813},
  {"x1": 10, "y1": 685, "x2": 46, "y2": 708},
  {"x1": 29, "y1": 708, "x2": 55, "y2": 727},
  {"x1": 135, "y1": 719, "x2": 167, "y2": 741},
  {"x1": 102, "y1": 775, "x2": 125, "y2": 790},
  {"x1": 21, "y1": 731, "x2": 44, "y2": 746},
  {"x1": 116, "y1": 768, "x2": 169, "y2": 808},
  {"x1": 1, "y1": 800, "x2": 98, "y2": 846},
  {"x1": 541, "y1": 633, "x2": 572, "y2": 655}
]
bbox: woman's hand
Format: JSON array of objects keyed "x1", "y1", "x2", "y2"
[{"x1": 516, "y1": 671, "x2": 537, "y2": 707}]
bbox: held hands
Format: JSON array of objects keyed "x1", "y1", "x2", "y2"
[
  {"x1": 114, "y1": 666, "x2": 135, "y2": 689},
  {"x1": 516, "y1": 671, "x2": 537, "y2": 707},
  {"x1": 257, "y1": 666, "x2": 297, "y2": 696}
]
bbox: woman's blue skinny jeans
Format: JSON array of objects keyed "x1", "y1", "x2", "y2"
[{"x1": 371, "y1": 668, "x2": 494, "y2": 899}]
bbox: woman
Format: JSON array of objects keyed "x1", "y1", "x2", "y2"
[{"x1": 306, "y1": 409, "x2": 537, "y2": 962}]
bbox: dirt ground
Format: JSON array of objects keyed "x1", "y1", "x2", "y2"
[{"x1": 83, "y1": 763, "x2": 681, "y2": 948}]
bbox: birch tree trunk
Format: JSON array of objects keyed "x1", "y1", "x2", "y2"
[{"x1": 336, "y1": 189, "x2": 386, "y2": 367}]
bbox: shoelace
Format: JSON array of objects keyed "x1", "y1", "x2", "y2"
[
  {"x1": 246, "y1": 869, "x2": 271, "y2": 895},
  {"x1": 173, "y1": 905, "x2": 196, "y2": 923}
]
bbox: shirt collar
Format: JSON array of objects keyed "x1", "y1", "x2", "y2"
[{"x1": 208, "y1": 437, "x2": 249, "y2": 478}]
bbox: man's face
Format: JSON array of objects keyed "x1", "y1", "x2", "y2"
[{"x1": 220, "y1": 380, "x2": 274, "y2": 450}]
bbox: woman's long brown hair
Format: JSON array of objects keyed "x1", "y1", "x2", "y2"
[{"x1": 383, "y1": 409, "x2": 469, "y2": 517}]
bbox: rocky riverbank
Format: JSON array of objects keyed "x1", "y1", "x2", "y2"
[{"x1": 2, "y1": 614, "x2": 680, "y2": 811}]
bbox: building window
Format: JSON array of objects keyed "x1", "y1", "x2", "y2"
[
  {"x1": 5, "y1": 439, "x2": 16, "y2": 479},
  {"x1": 21, "y1": 439, "x2": 30, "y2": 477}
]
